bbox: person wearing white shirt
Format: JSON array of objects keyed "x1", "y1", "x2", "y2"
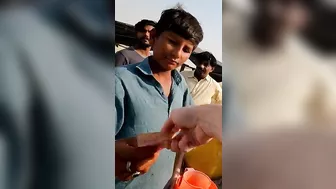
[{"x1": 181, "y1": 51, "x2": 222, "y2": 105}]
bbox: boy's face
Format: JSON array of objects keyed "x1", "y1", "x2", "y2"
[{"x1": 151, "y1": 30, "x2": 194, "y2": 71}]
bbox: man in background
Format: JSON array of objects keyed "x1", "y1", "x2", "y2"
[
  {"x1": 181, "y1": 51, "x2": 222, "y2": 105},
  {"x1": 115, "y1": 19, "x2": 156, "y2": 66}
]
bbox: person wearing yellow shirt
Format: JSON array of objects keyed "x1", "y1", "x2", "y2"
[{"x1": 180, "y1": 51, "x2": 222, "y2": 185}]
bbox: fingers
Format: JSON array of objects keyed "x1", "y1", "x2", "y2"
[
  {"x1": 170, "y1": 133, "x2": 183, "y2": 152},
  {"x1": 116, "y1": 149, "x2": 161, "y2": 181},
  {"x1": 161, "y1": 117, "x2": 175, "y2": 133},
  {"x1": 161, "y1": 107, "x2": 198, "y2": 134},
  {"x1": 135, "y1": 151, "x2": 160, "y2": 173},
  {"x1": 170, "y1": 135, "x2": 195, "y2": 152},
  {"x1": 178, "y1": 135, "x2": 194, "y2": 152},
  {"x1": 160, "y1": 140, "x2": 172, "y2": 149}
]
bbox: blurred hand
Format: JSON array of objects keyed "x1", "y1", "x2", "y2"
[
  {"x1": 115, "y1": 136, "x2": 161, "y2": 181},
  {"x1": 161, "y1": 104, "x2": 222, "y2": 152},
  {"x1": 222, "y1": 131, "x2": 336, "y2": 189}
]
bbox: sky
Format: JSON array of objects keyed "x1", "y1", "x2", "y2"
[{"x1": 115, "y1": 0, "x2": 222, "y2": 62}]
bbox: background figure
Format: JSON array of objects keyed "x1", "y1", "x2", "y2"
[
  {"x1": 222, "y1": 0, "x2": 336, "y2": 131},
  {"x1": 222, "y1": 131, "x2": 336, "y2": 189},
  {"x1": 115, "y1": 19, "x2": 156, "y2": 66},
  {"x1": 303, "y1": 0, "x2": 336, "y2": 54},
  {"x1": 302, "y1": 0, "x2": 336, "y2": 74},
  {"x1": 0, "y1": 1, "x2": 114, "y2": 189}
]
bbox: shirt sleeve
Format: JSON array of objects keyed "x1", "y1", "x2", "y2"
[
  {"x1": 115, "y1": 75, "x2": 125, "y2": 135},
  {"x1": 115, "y1": 51, "x2": 128, "y2": 67}
]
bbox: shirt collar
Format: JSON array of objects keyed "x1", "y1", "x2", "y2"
[
  {"x1": 136, "y1": 57, "x2": 183, "y2": 85},
  {"x1": 136, "y1": 58, "x2": 152, "y2": 76}
]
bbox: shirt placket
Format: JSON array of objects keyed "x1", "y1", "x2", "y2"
[
  {"x1": 152, "y1": 78, "x2": 174, "y2": 117},
  {"x1": 190, "y1": 78, "x2": 197, "y2": 94},
  {"x1": 168, "y1": 82, "x2": 176, "y2": 116},
  {"x1": 191, "y1": 78, "x2": 203, "y2": 96}
]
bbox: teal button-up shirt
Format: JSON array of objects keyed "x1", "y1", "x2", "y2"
[{"x1": 115, "y1": 57, "x2": 193, "y2": 189}]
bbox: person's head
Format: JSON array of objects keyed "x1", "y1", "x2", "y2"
[
  {"x1": 150, "y1": 8, "x2": 203, "y2": 71},
  {"x1": 134, "y1": 19, "x2": 156, "y2": 47},
  {"x1": 194, "y1": 51, "x2": 217, "y2": 79},
  {"x1": 251, "y1": 0, "x2": 310, "y2": 47}
]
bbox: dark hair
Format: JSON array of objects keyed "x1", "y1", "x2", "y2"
[
  {"x1": 134, "y1": 19, "x2": 156, "y2": 32},
  {"x1": 155, "y1": 8, "x2": 203, "y2": 48},
  {"x1": 194, "y1": 51, "x2": 217, "y2": 67}
]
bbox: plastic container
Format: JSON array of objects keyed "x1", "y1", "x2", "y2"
[
  {"x1": 174, "y1": 168, "x2": 218, "y2": 189},
  {"x1": 184, "y1": 139, "x2": 222, "y2": 179}
]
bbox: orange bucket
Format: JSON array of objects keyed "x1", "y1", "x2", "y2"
[{"x1": 174, "y1": 168, "x2": 218, "y2": 189}]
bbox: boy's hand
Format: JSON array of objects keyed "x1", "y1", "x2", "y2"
[{"x1": 115, "y1": 137, "x2": 162, "y2": 181}]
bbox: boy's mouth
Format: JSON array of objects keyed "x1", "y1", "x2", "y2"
[{"x1": 166, "y1": 58, "x2": 178, "y2": 65}]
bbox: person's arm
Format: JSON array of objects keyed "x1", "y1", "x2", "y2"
[
  {"x1": 115, "y1": 51, "x2": 128, "y2": 67},
  {"x1": 115, "y1": 75, "x2": 126, "y2": 135}
]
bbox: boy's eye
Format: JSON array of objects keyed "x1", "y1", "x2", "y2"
[
  {"x1": 183, "y1": 47, "x2": 191, "y2": 53},
  {"x1": 168, "y1": 38, "x2": 177, "y2": 45}
]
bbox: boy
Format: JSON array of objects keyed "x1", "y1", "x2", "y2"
[{"x1": 115, "y1": 8, "x2": 203, "y2": 189}]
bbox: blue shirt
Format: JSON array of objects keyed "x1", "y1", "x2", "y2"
[{"x1": 115, "y1": 58, "x2": 193, "y2": 189}]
